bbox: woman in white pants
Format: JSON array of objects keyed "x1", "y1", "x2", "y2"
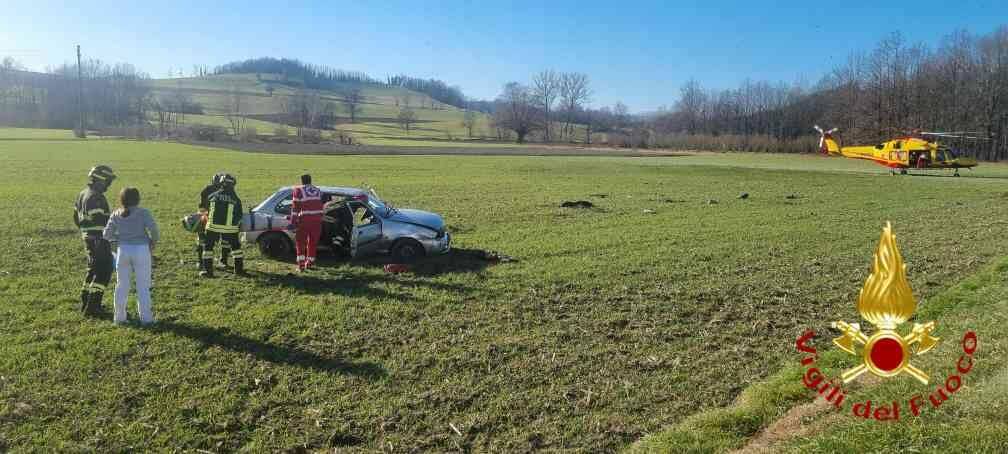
[{"x1": 103, "y1": 187, "x2": 159, "y2": 325}]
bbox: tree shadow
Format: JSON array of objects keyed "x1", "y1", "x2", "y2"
[{"x1": 146, "y1": 320, "x2": 385, "y2": 378}]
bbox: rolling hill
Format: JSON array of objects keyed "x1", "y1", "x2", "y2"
[{"x1": 148, "y1": 74, "x2": 493, "y2": 146}]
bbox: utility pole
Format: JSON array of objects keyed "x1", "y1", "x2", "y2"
[{"x1": 76, "y1": 45, "x2": 86, "y2": 138}]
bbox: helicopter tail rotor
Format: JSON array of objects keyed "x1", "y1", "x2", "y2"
[{"x1": 814, "y1": 125, "x2": 841, "y2": 155}]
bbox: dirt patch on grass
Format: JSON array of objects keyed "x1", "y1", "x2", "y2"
[
  {"x1": 730, "y1": 399, "x2": 838, "y2": 454},
  {"x1": 560, "y1": 200, "x2": 595, "y2": 209}
]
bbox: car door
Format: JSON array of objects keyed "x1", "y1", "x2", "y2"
[{"x1": 350, "y1": 203, "x2": 383, "y2": 257}]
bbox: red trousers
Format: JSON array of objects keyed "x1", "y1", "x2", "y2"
[{"x1": 295, "y1": 221, "x2": 321, "y2": 269}]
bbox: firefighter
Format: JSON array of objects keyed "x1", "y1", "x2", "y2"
[
  {"x1": 74, "y1": 165, "x2": 116, "y2": 316},
  {"x1": 291, "y1": 174, "x2": 324, "y2": 271},
  {"x1": 197, "y1": 173, "x2": 226, "y2": 272},
  {"x1": 201, "y1": 174, "x2": 246, "y2": 277}
]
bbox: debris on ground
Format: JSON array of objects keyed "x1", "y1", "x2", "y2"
[
  {"x1": 786, "y1": 193, "x2": 800, "y2": 199},
  {"x1": 589, "y1": 193, "x2": 608, "y2": 198},
  {"x1": 384, "y1": 264, "x2": 409, "y2": 273},
  {"x1": 738, "y1": 192, "x2": 749, "y2": 199},
  {"x1": 707, "y1": 199, "x2": 719, "y2": 205},
  {"x1": 660, "y1": 198, "x2": 686, "y2": 203},
  {"x1": 643, "y1": 209, "x2": 656, "y2": 214},
  {"x1": 560, "y1": 200, "x2": 594, "y2": 209},
  {"x1": 475, "y1": 250, "x2": 516, "y2": 263}
]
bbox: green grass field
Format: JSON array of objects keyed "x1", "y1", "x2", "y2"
[{"x1": 2, "y1": 138, "x2": 1007, "y2": 452}]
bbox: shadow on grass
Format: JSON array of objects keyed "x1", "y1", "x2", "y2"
[
  {"x1": 147, "y1": 320, "x2": 385, "y2": 378},
  {"x1": 341, "y1": 248, "x2": 507, "y2": 276},
  {"x1": 260, "y1": 247, "x2": 506, "y2": 277}
]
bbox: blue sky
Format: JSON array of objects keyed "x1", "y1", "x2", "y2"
[{"x1": 3, "y1": 0, "x2": 1006, "y2": 111}]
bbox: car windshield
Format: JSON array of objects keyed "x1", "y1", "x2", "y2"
[{"x1": 365, "y1": 189, "x2": 392, "y2": 217}]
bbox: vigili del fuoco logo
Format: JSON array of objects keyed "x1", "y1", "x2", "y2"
[{"x1": 796, "y1": 222, "x2": 978, "y2": 421}]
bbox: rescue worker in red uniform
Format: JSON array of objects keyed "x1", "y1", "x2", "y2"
[
  {"x1": 291, "y1": 174, "x2": 324, "y2": 271},
  {"x1": 74, "y1": 165, "x2": 116, "y2": 316}
]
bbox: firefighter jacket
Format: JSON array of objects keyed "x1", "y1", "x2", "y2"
[
  {"x1": 206, "y1": 189, "x2": 243, "y2": 234},
  {"x1": 74, "y1": 185, "x2": 110, "y2": 238}
]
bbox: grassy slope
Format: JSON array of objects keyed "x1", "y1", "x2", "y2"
[
  {"x1": 149, "y1": 74, "x2": 494, "y2": 145},
  {"x1": 629, "y1": 256, "x2": 1008, "y2": 453},
  {"x1": 0, "y1": 128, "x2": 78, "y2": 140},
  {"x1": 2, "y1": 141, "x2": 1008, "y2": 451}
]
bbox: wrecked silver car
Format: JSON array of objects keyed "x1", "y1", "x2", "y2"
[{"x1": 241, "y1": 186, "x2": 450, "y2": 262}]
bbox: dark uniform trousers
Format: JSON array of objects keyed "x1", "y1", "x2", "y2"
[
  {"x1": 82, "y1": 234, "x2": 113, "y2": 314},
  {"x1": 203, "y1": 232, "x2": 243, "y2": 263},
  {"x1": 195, "y1": 227, "x2": 229, "y2": 267}
]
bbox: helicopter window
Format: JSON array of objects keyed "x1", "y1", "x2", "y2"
[
  {"x1": 875, "y1": 144, "x2": 884, "y2": 150},
  {"x1": 894, "y1": 141, "x2": 902, "y2": 149}
]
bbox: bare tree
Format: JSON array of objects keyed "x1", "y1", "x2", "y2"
[
  {"x1": 613, "y1": 102, "x2": 629, "y2": 129},
  {"x1": 397, "y1": 106, "x2": 417, "y2": 134},
  {"x1": 559, "y1": 72, "x2": 591, "y2": 140},
  {"x1": 341, "y1": 87, "x2": 364, "y2": 123},
  {"x1": 226, "y1": 85, "x2": 247, "y2": 137},
  {"x1": 676, "y1": 79, "x2": 706, "y2": 134},
  {"x1": 495, "y1": 82, "x2": 540, "y2": 143},
  {"x1": 462, "y1": 108, "x2": 477, "y2": 138},
  {"x1": 533, "y1": 69, "x2": 560, "y2": 141},
  {"x1": 285, "y1": 87, "x2": 322, "y2": 139}
]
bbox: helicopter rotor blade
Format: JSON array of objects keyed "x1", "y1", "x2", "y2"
[
  {"x1": 827, "y1": 128, "x2": 839, "y2": 134},
  {"x1": 919, "y1": 131, "x2": 992, "y2": 141},
  {"x1": 813, "y1": 125, "x2": 824, "y2": 134}
]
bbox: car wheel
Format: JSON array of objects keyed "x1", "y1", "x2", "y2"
[
  {"x1": 391, "y1": 239, "x2": 425, "y2": 263},
  {"x1": 258, "y1": 232, "x2": 294, "y2": 260}
]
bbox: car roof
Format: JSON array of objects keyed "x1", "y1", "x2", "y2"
[{"x1": 277, "y1": 186, "x2": 367, "y2": 197}]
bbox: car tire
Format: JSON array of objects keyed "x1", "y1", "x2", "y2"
[
  {"x1": 391, "y1": 239, "x2": 425, "y2": 263},
  {"x1": 258, "y1": 232, "x2": 294, "y2": 260}
]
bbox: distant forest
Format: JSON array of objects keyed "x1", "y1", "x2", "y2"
[
  {"x1": 214, "y1": 57, "x2": 470, "y2": 110},
  {"x1": 0, "y1": 58, "x2": 151, "y2": 131},
  {"x1": 648, "y1": 27, "x2": 1008, "y2": 159}
]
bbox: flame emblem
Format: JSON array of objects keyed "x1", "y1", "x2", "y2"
[{"x1": 832, "y1": 223, "x2": 940, "y2": 384}]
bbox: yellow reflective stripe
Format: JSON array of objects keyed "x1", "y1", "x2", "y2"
[
  {"x1": 207, "y1": 202, "x2": 238, "y2": 232},
  {"x1": 230, "y1": 250, "x2": 244, "y2": 258},
  {"x1": 87, "y1": 208, "x2": 107, "y2": 215},
  {"x1": 81, "y1": 226, "x2": 104, "y2": 231},
  {"x1": 202, "y1": 251, "x2": 214, "y2": 259}
]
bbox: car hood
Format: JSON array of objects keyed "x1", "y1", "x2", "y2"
[{"x1": 387, "y1": 208, "x2": 444, "y2": 231}]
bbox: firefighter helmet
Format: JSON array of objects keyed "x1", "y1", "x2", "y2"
[
  {"x1": 211, "y1": 173, "x2": 224, "y2": 186},
  {"x1": 88, "y1": 165, "x2": 116, "y2": 184},
  {"x1": 220, "y1": 173, "x2": 237, "y2": 188}
]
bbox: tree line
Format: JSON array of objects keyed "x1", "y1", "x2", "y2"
[
  {"x1": 215, "y1": 57, "x2": 381, "y2": 88},
  {"x1": 386, "y1": 75, "x2": 466, "y2": 110},
  {"x1": 649, "y1": 27, "x2": 1008, "y2": 159},
  {"x1": 0, "y1": 57, "x2": 151, "y2": 132}
]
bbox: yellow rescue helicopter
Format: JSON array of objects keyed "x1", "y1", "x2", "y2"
[{"x1": 814, "y1": 125, "x2": 980, "y2": 176}]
